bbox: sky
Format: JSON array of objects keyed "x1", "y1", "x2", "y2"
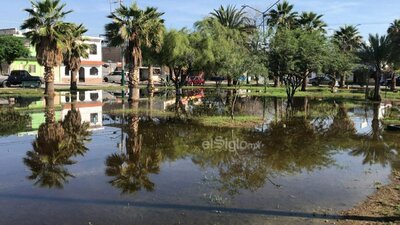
[{"x1": 0, "y1": 0, "x2": 398, "y2": 39}]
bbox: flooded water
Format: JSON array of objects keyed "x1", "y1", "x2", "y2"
[{"x1": 0, "y1": 89, "x2": 399, "y2": 225}]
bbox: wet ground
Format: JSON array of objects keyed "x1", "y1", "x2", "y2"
[{"x1": 0, "y1": 89, "x2": 399, "y2": 224}]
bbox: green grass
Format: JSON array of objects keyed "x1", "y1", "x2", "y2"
[
  {"x1": 195, "y1": 115, "x2": 263, "y2": 128},
  {"x1": 0, "y1": 88, "x2": 44, "y2": 97}
]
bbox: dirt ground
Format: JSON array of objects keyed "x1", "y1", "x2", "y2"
[{"x1": 337, "y1": 170, "x2": 400, "y2": 225}]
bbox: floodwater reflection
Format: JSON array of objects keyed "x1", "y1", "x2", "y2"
[{"x1": 23, "y1": 95, "x2": 91, "y2": 188}]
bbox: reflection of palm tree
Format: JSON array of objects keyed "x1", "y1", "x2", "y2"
[
  {"x1": 24, "y1": 96, "x2": 74, "y2": 188},
  {"x1": 105, "y1": 102, "x2": 161, "y2": 194},
  {"x1": 24, "y1": 96, "x2": 91, "y2": 188},
  {"x1": 62, "y1": 94, "x2": 91, "y2": 156},
  {"x1": 350, "y1": 103, "x2": 394, "y2": 166},
  {"x1": 325, "y1": 103, "x2": 356, "y2": 138}
]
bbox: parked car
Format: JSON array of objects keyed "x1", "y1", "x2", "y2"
[
  {"x1": 309, "y1": 76, "x2": 334, "y2": 86},
  {"x1": 0, "y1": 74, "x2": 8, "y2": 87},
  {"x1": 6, "y1": 70, "x2": 44, "y2": 87},
  {"x1": 187, "y1": 76, "x2": 205, "y2": 86},
  {"x1": 103, "y1": 71, "x2": 128, "y2": 84}
]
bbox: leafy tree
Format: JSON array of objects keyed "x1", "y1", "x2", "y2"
[
  {"x1": 323, "y1": 41, "x2": 357, "y2": 91},
  {"x1": 160, "y1": 29, "x2": 194, "y2": 95},
  {"x1": 21, "y1": 0, "x2": 72, "y2": 95},
  {"x1": 105, "y1": 2, "x2": 164, "y2": 101},
  {"x1": 0, "y1": 36, "x2": 30, "y2": 73},
  {"x1": 62, "y1": 24, "x2": 89, "y2": 91},
  {"x1": 268, "y1": 28, "x2": 327, "y2": 105}
]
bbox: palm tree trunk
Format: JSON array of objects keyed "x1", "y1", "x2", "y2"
[
  {"x1": 373, "y1": 71, "x2": 382, "y2": 101},
  {"x1": 44, "y1": 66, "x2": 55, "y2": 96},
  {"x1": 44, "y1": 95, "x2": 55, "y2": 124},
  {"x1": 70, "y1": 69, "x2": 78, "y2": 91},
  {"x1": 147, "y1": 65, "x2": 154, "y2": 91},
  {"x1": 128, "y1": 67, "x2": 140, "y2": 102}
]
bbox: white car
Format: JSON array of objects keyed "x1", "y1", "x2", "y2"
[
  {"x1": 0, "y1": 74, "x2": 9, "y2": 87},
  {"x1": 103, "y1": 71, "x2": 128, "y2": 84}
]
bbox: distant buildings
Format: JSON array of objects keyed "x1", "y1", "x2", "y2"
[{"x1": 0, "y1": 28, "x2": 104, "y2": 85}]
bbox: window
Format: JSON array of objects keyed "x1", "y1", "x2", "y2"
[
  {"x1": 89, "y1": 44, "x2": 97, "y2": 55},
  {"x1": 79, "y1": 91, "x2": 86, "y2": 101},
  {"x1": 28, "y1": 65, "x2": 36, "y2": 73},
  {"x1": 90, "y1": 93, "x2": 99, "y2": 101},
  {"x1": 90, "y1": 113, "x2": 99, "y2": 124},
  {"x1": 90, "y1": 67, "x2": 99, "y2": 76},
  {"x1": 65, "y1": 66, "x2": 70, "y2": 76}
]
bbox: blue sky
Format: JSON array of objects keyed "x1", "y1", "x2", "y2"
[{"x1": 1, "y1": 0, "x2": 398, "y2": 38}]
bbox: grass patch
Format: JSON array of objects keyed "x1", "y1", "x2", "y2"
[
  {"x1": 195, "y1": 116, "x2": 263, "y2": 128},
  {"x1": 0, "y1": 88, "x2": 44, "y2": 97}
]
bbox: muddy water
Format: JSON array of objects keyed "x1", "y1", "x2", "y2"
[{"x1": 0, "y1": 89, "x2": 399, "y2": 225}]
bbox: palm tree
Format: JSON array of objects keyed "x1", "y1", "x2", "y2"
[
  {"x1": 298, "y1": 12, "x2": 326, "y2": 32},
  {"x1": 387, "y1": 19, "x2": 400, "y2": 91},
  {"x1": 105, "y1": 3, "x2": 164, "y2": 102},
  {"x1": 63, "y1": 24, "x2": 89, "y2": 91},
  {"x1": 267, "y1": 0, "x2": 298, "y2": 30},
  {"x1": 360, "y1": 34, "x2": 392, "y2": 101},
  {"x1": 333, "y1": 25, "x2": 362, "y2": 52},
  {"x1": 333, "y1": 25, "x2": 362, "y2": 88},
  {"x1": 21, "y1": 0, "x2": 72, "y2": 96},
  {"x1": 210, "y1": 5, "x2": 251, "y2": 30}
]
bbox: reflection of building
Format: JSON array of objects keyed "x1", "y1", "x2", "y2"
[
  {"x1": 60, "y1": 90, "x2": 103, "y2": 129},
  {"x1": 0, "y1": 28, "x2": 103, "y2": 84}
]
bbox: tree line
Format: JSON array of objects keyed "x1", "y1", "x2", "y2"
[{"x1": 15, "y1": 0, "x2": 400, "y2": 103}]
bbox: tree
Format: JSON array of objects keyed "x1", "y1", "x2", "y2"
[
  {"x1": 21, "y1": 0, "x2": 72, "y2": 95},
  {"x1": 0, "y1": 36, "x2": 30, "y2": 73},
  {"x1": 210, "y1": 5, "x2": 252, "y2": 31},
  {"x1": 105, "y1": 2, "x2": 164, "y2": 101},
  {"x1": 268, "y1": 28, "x2": 327, "y2": 105},
  {"x1": 323, "y1": 41, "x2": 357, "y2": 92},
  {"x1": 333, "y1": 25, "x2": 362, "y2": 88},
  {"x1": 298, "y1": 11, "x2": 327, "y2": 91},
  {"x1": 160, "y1": 29, "x2": 194, "y2": 95},
  {"x1": 267, "y1": 0, "x2": 298, "y2": 30},
  {"x1": 62, "y1": 24, "x2": 89, "y2": 91},
  {"x1": 298, "y1": 12, "x2": 326, "y2": 32},
  {"x1": 359, "y1": 34, "x2": 392, "y2": 101},
  {"x1": 387, "y1": 19, "x2": 400, "y2": 91}
]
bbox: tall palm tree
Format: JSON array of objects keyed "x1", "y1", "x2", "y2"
[
  {"x1": 387, "y1": 19, "x2": 400, "y2": 91},
  {"x1": 21, "y1": 0, "x2": 72, "y2": 96},
  {"x1": 210, "y1": 5, "x2": 251, "y2": 30},
  {"x1": 105, "y1": 3, "x2": 164, "y2": 102},
  {"x1": 360, "y1": 34, "x2": 392, "y2": 101},
  {"x1": 63, "y1": 24, "x2": 89, "y2": 91},
  {"x1": 267, "y1": 0, "x2": 298, "y2": 30},
  {"x1": 333, "y1": 25, "x2": 362, "y2": 52},
  {"x1": 333, "y1": 25, "x2": 362, "y2": 88},
  {"x1": 298, "y1": 12, "x2": 326, "y2": 32}
]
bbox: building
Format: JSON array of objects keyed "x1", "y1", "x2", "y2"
[{"x1": 0, "y1": 28, "x2": 104, "y2": 85}]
